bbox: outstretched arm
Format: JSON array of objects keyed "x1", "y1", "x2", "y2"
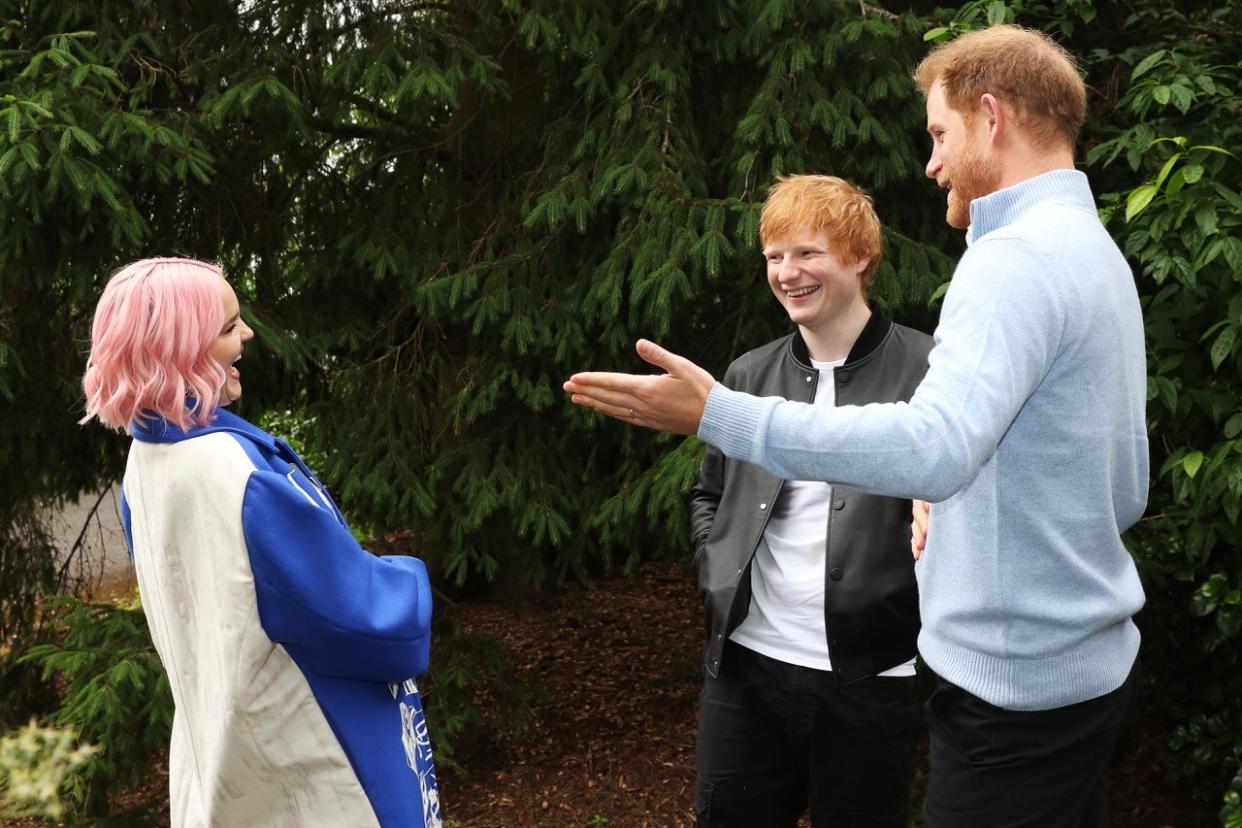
[
  {"x1": 564, "y1": 339, "x2": 717, "y2": 435},
  {"x1": 567, "y1": 238, "x2": 1061, "y2": 505}
]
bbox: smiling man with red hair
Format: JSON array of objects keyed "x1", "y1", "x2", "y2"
[{"x1": 690, "y1": 174, "x2": 931, "y2": 827}]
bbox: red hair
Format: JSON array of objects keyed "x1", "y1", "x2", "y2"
[
  {"x1": 81, "y1": 258, "x2": 227, "y2": 433},
  {"x1": 760, "y1": 175, "x2": 883, "y2": 290},
  {"x1": 914, "y1": 24, "x2": 1086, "y2": 149}
]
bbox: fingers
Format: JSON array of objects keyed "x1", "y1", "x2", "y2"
[
  {"x1": 564, "y1": 371, "x2": 647, "y2": 394},
  {"x1": 637, "y1": 339, "x2": 716, "y2": 393},
  {"x1": 562, "y1": 374, "x2": 646, "y2": 422},
  {"x1": 570, "y1": 392, "x2": 637, "y2": 421},
  {"x1": 564, "y1": 341, "x2": 714, "y2": 435},
  {"x1": 912, "y1": 498, "x2": 929, "y2": 530},
  {"x1": 567, "y1": 391, "x2": 646, "y2": 428},
  {"x1": 563, "y1": 377, "x2": 641, "y2": 412},
  {"x1": 635, "y1": 339, "x2": 682, "y2": 373},
  {"x1": 910, "y1": 499, "x2": 929, "y2": 561}
]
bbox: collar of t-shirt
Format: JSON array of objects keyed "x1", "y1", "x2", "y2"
[{"x1": 809, "y1": 357, "x2": 846, "y2": 404}]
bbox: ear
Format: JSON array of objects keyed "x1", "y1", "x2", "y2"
[
  {"x1": 979, "y1": 93, "x2": 1005, "y2": 144},
  {"x1": 853, "y1": 257, "x2": 872, "y2": 278}
]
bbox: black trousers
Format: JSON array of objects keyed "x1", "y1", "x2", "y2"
[
  {"x1": 694, "y1": 641, "x2": 918, "y2": 828},
  {"x1": 923, "y1": 657, "x2": 1140, "y2": 828}
]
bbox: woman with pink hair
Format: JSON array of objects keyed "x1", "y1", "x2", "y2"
[{"x1": 82, "y1": 258, "x2": 441, "y2": 828}]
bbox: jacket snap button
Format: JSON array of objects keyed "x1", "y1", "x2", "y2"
[
  {"x1": 838, "y1": 371, "x2": 851, "y2": 383},
  {"x1": 833, "y1": 498, "x2": 845, "y2": 510},
  {"x1": 830, "y1": 567, "x2": 843, "y2": 581},
  {"x1": 759, "y1": 502, "x2": 767, "y2": 510},
  {"x1": 715, "y1": 633, "x2": 722, "y2": 640},
  {"x1": 805, "y1": 375, "x2": 812, "y2": 383}
]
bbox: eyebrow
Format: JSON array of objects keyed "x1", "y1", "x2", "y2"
[{"x1": 764, "y1": 244, "x2": 823, "y2": 255}]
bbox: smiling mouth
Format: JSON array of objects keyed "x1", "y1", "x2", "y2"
[{"x1": 786, "y1": 285, "x2": 821, "y2": 299}]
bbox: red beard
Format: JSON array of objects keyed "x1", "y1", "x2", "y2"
[{"x1": 944, "y1": 139, "x2": 1003, "y2": 230}]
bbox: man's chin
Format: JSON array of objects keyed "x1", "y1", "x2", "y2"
[{"x1": 946, "y1": 197, "x2": 971, "y2": 230}]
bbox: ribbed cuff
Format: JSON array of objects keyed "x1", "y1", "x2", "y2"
[{"x1": 698, "y1": 383, "x2": 771, "y2": 464}]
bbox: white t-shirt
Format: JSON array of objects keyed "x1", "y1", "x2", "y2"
[{"x1": 729, "y1": 357, "x2": 917, "y2": 677}]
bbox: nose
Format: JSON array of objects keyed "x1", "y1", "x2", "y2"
[
  {"x1": 926, "y1": 147, "x2": 940, "y2": 180},
  {"x1": 241, "y1": 320, "x2": 255, "y2": 342},
  {"x1": 778, "y1": 256, "x2": 799, "y2": 284}
]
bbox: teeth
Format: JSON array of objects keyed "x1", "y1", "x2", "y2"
[
  {"x1": 787, "y1": 285, "x2": 820, "y2": 298},
  {"x1": 233, "y1": 354, "x2": 242, "y2": 363}
]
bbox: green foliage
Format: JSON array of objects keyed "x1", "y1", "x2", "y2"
[
  {"x1": 0, "y1": 721, "x2": 97, "y2": 819},
  {"x1": 0, "y1": 0, "x2": 950, "y2": 614},
  {"x1": 256, "y1": 402, "x2": 330, "y2": 476},
  {"x1": 1088, "y1": 14, "x2": 1241, "y2": 816},
  {"x1": 0, "y1": 0, "x2": 1236, "y2": 819},
  {"x1": 18, "y1": 597, "x2": 172, "y2": 816},
  {"x1": 418, "y1": 613, "x2": 540, "y2": 774},
  {"x1": 0, "y1": 1, "x2": 220, "y2": 640},
  {"x1": 1223, "y1": 764, "x2": 1242, "y2": 828},
  {"x1": 303, "y1": 0, "x2": 951, "y2": 594}
]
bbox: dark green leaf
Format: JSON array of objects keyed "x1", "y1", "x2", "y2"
[
  {"x1": 1212, "y1": 327, "x2": 1237, "y2": 371},
  {"x1": 1131, "y1": 49, "x2": 1167, "y2": 80}
]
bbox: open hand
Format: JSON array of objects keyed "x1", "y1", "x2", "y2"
[{"x1": 563, "y1": 340, "x2": 716, "y2": 435}]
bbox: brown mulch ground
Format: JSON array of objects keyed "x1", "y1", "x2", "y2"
[
  {"x1": 437, "y1": 559, "x2": 1218, "y2": 828},
  {"x1": 3, "y1": 559, "x2": 1221, "y2": 827},
  {"x1": 440, "y1": 561, "x2": 704, "y2": 827}
]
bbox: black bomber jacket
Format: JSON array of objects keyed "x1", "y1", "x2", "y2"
[{"x1": 689, "y1": 310, "x2": 933, "y2": 684}]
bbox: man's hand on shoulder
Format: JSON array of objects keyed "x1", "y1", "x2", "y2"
[{"x1": 563, "y1": 340, "x2": 716, "y2": 436}]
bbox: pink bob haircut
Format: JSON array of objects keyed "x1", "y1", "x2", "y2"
[{"x1": 81, "y1": 258, "x2": 229, "y2": 434}]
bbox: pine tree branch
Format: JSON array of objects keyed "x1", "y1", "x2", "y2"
[
  {"x1": 320, "y1": 3, "x2": 455, "y2": 42},
  {"x1": 307, "y1": 114, "x2": 390, "y2": 141},
  {"x1": 858, "y1": 1, "x2": 899, "y2": 21},
  {"x1": 346, "y1": 92, "x2": 421, "y2": 131}
]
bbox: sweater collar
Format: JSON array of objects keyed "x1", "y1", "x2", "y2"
[
  {"x1": 790, "y1": 307, "x2": 891, "y2": 368},
  {"x1": 131, "y1": 407, "x2": 277, "y2": 452},
  {"x1": 966, "y1": 169, "x2": 1095, "y2": 246}
]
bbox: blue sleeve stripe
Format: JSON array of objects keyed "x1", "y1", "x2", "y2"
[{"x1": 120, "y1": 488, "x2": 134, "y2": 558}]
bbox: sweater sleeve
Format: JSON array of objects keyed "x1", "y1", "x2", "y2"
[
  {"x1": 241, "y1": 469, "x2": 433, "y2": 682},
  {"x1": 699, "y1": 237, "x2": 1063, "y2": 502}
]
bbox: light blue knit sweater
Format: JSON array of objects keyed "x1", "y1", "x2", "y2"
[{"x1": 699, "y1": 170, "x2": 1148, "y2": 711}]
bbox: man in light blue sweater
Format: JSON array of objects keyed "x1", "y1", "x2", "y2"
[{"x1": 565, "y1": 24, "x2": 1147, "y2": 828}]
